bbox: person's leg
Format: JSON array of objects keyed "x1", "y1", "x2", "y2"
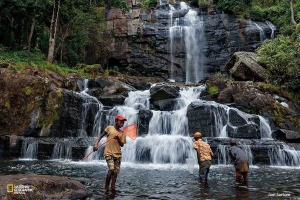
[
  {"x1": 198, "y1": 162, "x2": 204, "y2": 182},
  {"x1": 105, "y1": 170, "x2": 113, "y2": 193},
  {"x1": 242, "y1": 171, "x2": 248, "y2": 182},
  {"x1": 111, "y1": 157, "x2": 121, "y2": 191},
  {"x1": 235, "y1": 171, "x2": 242, "y2": 182},
  {"x1": 105, "y1": 155, "x2": 115, "y2": 193},
  {"x1": 204, "y1": 161, "x2": 212, "y2": 182},
  {"x1": 111, "y1": 173, "x2": 118, "y2": 191},
  {"x1": 199, "y1": 161, "x2": 207, "y2": 183}
]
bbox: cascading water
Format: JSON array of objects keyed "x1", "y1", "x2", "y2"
[
  {"x1": 52, "y1": 139, "x2": 72, "y2": 160},
  {"x1": 269, "y1": 143, "x2": 300, "y2": 167},
  {"x1": 78, "y1": 80, "x2": 300, "y2": 167},
  {"x1": 168, "y1": 2, "x2": 207, "y2": 83},
  {"x1": 184, "y1": 10, "x2": 207, "y2": 83},
  {"x1": 21, "y1": 138, "x2": 38, "y2": 160},
  {"x1": 253, "y1": 22, "x2": 266, "y2": 43},
  {"x1": 266, "y1": 20, "x2": 276, "y2": 39}
]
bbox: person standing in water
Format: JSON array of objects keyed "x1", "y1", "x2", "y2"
[
  {"x1": 193, "y1": 132, "x2": 214, "y2": 183},
  {"x1": 229, "y1": 139, "x2": 249, "y2": 182},
  {"x1": 93, "y1": 115, "x2": 127, "y2": 193}
]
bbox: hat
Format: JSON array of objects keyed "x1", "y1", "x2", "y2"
[
  {"x1": 230, "y1": 140, "x2": 237, "y2": 146},
  {"x1": 194, "y1": 132, "x2": 202, "y2": 138},
  {"x1": 115, "y1": 115, "x2": 127, "y2": 121}
]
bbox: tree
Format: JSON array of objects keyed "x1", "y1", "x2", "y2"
[
  {"x1": 290, "y1": 0, "x2": 297, "y2": 25},
  {"x1": 47, "y1": 0, "x2": 60, "y2": 62}
]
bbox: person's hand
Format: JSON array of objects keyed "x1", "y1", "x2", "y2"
[
  {"x1": 93, "y1": 146, "x2": 98, "y2": 152},
  {"x1": 114, "y1": 136, "x2": 119, "y2": 140}
]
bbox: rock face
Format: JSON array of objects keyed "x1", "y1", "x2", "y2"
[
  {"x1": 98, "y1": 3, "x2": 278, "y2": 81},
  {"x1": 0, "y1": 67, "x2": 78, "y2": 136}
]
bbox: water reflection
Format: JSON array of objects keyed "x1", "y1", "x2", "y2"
[{"x1": 235, "y1": 182, "x2": 249, "y2": 200}]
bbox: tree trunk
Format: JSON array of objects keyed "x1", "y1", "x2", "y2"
[
  {"x1": 47, "y1": 0, "x2": 61, "y2": 62},
  {"x1": 27, "y1": 19, "x2": 35, "y2": 51},
  {"x1": 290, "y1": 0, "x2": 297, "y2": 25}
]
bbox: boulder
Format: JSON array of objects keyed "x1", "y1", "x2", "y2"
[
  {"x1": 0, "y1": 174, "x2": 90, "y2": 199},
  {"x1": 150, "y1": 83, "x2": 180, "y2": 101},
  {"x1": 272, "y1": 129, "x2": 300, "y2": 142},
  {"x1": 225, "y1": 52, "x2": 267, "y2": 81}
]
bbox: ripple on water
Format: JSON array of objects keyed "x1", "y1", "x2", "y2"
[{"x1": 0, "y1": 161, "x2": 300, "y2": 199}]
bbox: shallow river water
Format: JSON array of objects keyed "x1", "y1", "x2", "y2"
[{"x1": 1, "y1": 160, "x2": 300, "y2": 200}]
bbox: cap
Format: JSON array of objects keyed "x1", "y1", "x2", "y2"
[
  {"x1": 230, "y1": 140, "x2": 237, "y2": 146},
  {"x1": 194, "y1": 132, "x2": 202, "y2": 138},
  {"x1": 115, "y1": 115, "x2": 127, "y2": 121}
]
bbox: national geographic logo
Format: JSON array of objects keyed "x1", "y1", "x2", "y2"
[
  {"x1": 6, "y1": 184, "x2": 33, "y2": 194},
  {"x1": 7, "y1": 184, "x2": 14, "y2": 193}
]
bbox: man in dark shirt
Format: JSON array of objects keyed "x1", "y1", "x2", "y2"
[{"x1": 229, "y1": 140, "x2": 249, "y2": 182}]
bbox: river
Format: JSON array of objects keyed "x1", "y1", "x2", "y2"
[{"x1": 1, "y1": 160, "x2": 299, "y2": 199}]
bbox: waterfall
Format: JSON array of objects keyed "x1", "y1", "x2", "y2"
[
  {"x1": 169, "y1": 4, "x2": 176, "y2": 81},
  {"x1": 266, "y1": 20, "x2": 276, "y2": 39},
  {"x1": 21, "y1": 139, "x2": 38, "y2": 160},
  {"x1": 184, "y1": 10, "x2": 207, "y2": 83},
  {"x1": 217, "y1": 145, "x2": 230, "y2": 165},
  {"x1": 268, "y1": 143, "x2": 300, "y2": 167},
  {"x1": 167, "y1": 2, "x2": 207, "y2": 83},
  {"x1": 85, "y1": 85, "x2": 206, "y2": 163},
  {"x1": 52, "y1": 139, "x2": 72, "y2": 160},
  {"x1": 253, "y1": 22, "x2": 266, "y2": 43},
  {"x1": 77, "y1": 79, "x2": 102, "y2": 137}
]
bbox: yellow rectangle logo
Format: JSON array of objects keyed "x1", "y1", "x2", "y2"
[{"x1": 7, "y1": 184, "x2": 14, "y2": 193}]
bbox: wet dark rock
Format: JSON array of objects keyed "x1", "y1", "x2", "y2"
[
  {"x1": 187, "y1": 102, "x2": 217, "y2": 137},
  {"x1": 151, "y1": 99, "x2": 178, "y2": 111},
  {"x1": 138, "y1": 109, "x2": 153, "y2": 136},
  {"x1": 150, "y1": 83, "x2": 180, "y2": 101},
  {"x1": 227, "y1": 124, "x2": 260, "y2": 139},
  {"x1": 97, "y1": 95, "x2": 126, "y2": 106},
  {"x1": 272, "y1": 129, "x2": 300, "y2": 142}
]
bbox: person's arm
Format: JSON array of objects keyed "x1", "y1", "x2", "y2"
[
  {"x1": 114, "y1": 134, "x2": 124, "y2": 147},
  {"x1": 210, "y1": 148, "x2": 214, "y2": 157},
  {"x1": 194, "y1": 142, "x2": 201, "y2": 162},
  {"x1": 93, "y1": 131, "x2": 108, "y2": 151},
  {"x1": 229, "y1": 148, "x2": 236, "y2": 163}
]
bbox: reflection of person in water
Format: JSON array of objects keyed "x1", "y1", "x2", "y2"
[
  {"x1": 235, "y1": 184, "x2": 249, "y2": 199},
  {"x1": 229, "y1": 140, "x2": 249, "y2": 182}
]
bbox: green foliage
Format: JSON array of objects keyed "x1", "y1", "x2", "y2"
[
  {"x1": 216, "y1": 0, "x2": 250, "y2": 14},
  {"x1": 113, "y1": 66, "x2": 119, "y2": 71},
  {"x1": 197, "y1": 0, "x2": 214, "y2": 8},
  {"x1": 207, "y1": 85, "x2": 219, "y2": 95},
  {"x1": 256, "y1": 35, "x2": 300, "y2": 91},
  {"x1": 106, "y1": 0, "x2": 130, "y2": 13},
  {"x1": 23, "y1": 87, "x2": 33, "y2": 96},
  {"x1": 249, "y1": 6, "x2": 267, "y2": 21},
  {"x1": 4, "y1": 102, "x2": 11, "y2": 110},
  {"x1": 137, "y1": 0, "x2": 157, "y2": 9},
  {"x1": 258, "y1": 82, "x2": 299, "y2": 105}
]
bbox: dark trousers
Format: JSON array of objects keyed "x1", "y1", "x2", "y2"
[
  {"x1": 199, "y1": 160, "x2": 211, "y2": 182},
  {"x1": 236, "y1": 171, "x2": 248, "y2": 182}
]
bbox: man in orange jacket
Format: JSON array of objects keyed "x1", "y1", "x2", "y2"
[{"x1": 193, "y1": 132, "x2": 214, "y2": 183}]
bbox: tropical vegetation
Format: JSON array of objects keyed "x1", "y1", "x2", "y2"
[{"x1": 0, "y1": 0, "x2": 299, "y2": 94}]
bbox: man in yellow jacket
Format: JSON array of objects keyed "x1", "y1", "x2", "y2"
[{"x1": 193, "y1": 132, "x2": 214, "y2": 183}]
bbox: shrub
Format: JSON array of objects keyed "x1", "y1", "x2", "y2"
[{"x1": 256, "y1": 35, "x2": 300, "y2": 91}]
